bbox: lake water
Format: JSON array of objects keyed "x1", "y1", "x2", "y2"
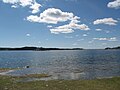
[{"x1": 0, "y1": 50, "x2": 120, "y2": 80}]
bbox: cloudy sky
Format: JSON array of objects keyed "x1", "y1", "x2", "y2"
[{"x1": 0, "y1": 0, "x2": 120, "y2": 49}]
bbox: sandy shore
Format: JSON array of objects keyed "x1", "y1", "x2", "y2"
[{"x1": 0, "y1": 68, "x2": 12, "y2": 73}]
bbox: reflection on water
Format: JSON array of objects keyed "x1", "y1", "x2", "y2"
[{"x1": 0, "y1": 50, "x2": 120, "y2": 80}]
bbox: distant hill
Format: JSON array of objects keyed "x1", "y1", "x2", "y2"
[
  {"x1": 0, "y1": 47, "x2": 83, "y2": 51},
  {"x1": 105, "y1": 46, "x2": 120, "y2": 50}
]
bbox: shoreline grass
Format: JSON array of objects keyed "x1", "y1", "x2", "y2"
[
  {"x1": 0, "y1": 75, "x2": 120, "y2": 90},
  {"x1": 0, "y1": 68, "x2": 120, "y2": 90},
  {"x1": 0, "y1": 68, "x2": 13, "y2": 73}
]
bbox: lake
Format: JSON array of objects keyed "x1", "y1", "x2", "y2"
[{"x1": 0, "y1": 50, "x2": 120, "y2": 80}]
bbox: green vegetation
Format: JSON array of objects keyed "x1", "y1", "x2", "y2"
[
  {"x1": 0, "y1": 68, "x2": 13, "y2": 73},
  {"x1": 0, "y1": 46, "x2": 83, "y2": 51},
  {"x1": 0, "y1": 68, "x2": 120, "y2": 90},
  {"x1": 105, "y1": 46, "x2": 120, "y2": 50},
  {"x1": 0, "y1": 68, "x2": 11, "y2": 71},
  {"x1": 0, "y1": 68, "x2": 20, "y2": 73},
  {"x1": 11, "y1": 74, "x2": 51, "y2": 78},
  {"x1": 0, "y1": 75, "x2": 120, "y2": 90}
]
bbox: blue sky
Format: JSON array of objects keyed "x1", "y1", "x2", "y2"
[{"x1": 0, "y1": 0, "x2": 120, "y2": 49}]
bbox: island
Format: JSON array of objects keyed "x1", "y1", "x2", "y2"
[
  {"x1": 105, "y1": 46, "x2": 120, "y2": 50},
  {"x1": 0, "y1": 46, "x2": 83, "y2": 51}
]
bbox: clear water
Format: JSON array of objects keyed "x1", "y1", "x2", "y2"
[{"x1": 0, "y1": 50, "x2": 120, "y2": 80}]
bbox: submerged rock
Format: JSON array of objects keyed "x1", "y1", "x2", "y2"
[{"x1": 25, "y1": 65, "x2": 30, "y2": 68}]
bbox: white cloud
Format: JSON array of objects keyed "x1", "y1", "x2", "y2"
[
  {"x1": 95, "y1": 29, "x2": 102, "y2": 31},
  {"x1": 69, "y1": 23, "x2": 90, "y2": 30},
  {"x1": 27, "y1": 8, "x2": 90, "y2": 34},
  {"x1": 47, "y1": 25, "x2": 53, "y2": 28},
  {"x1": 30, "y1": 2, "x2": 41, "y2": 14},
  {"x1": 26, "y1": 33, "x2": 31, "y2": 37},
  {"x1": 83, "y1": 34, "x2": 88, "y2": 37},
  {"x1": 50, "y1": 28, "x2": 74, "y2": 34},
  {"x1": 2, "y1": 0, "x2": 90, "y2": 34},
  {"x1": 57, "y1": 23, "x2": 89, "y2": 30},
  {"x1": 50, "y1": 22, "x2": 89, "y2": 34},
  {"x1": 107, "y1": 0, "x2": 120, "y2": 9},
  {"x1": 11, "y1": 5, "x2": 18, "y2": 8},
  {"x1": 2, "y1": 0, "x2": 41, "y2": 14},
  {"x1": 108, "y1": 37, "x2": 117, "y2": 41},
  {"x1": 26, "y1": 15, "x2": 40, "y2": 22},
  {"x1": 26, "y1": 7, "x2": 90, "y2": 34},
  {"x1": 27, "y1": 8, "x2": 74, "y2": 24},
  {"x1": 3, "y1": 0, "x2": 18, "y2": 4},
  {"x1": 93, "y1": 18, "x2": 118, "y2": 25},
  {"x1": 3, "y1": 0, "x2": 33, "y2": 7},
  {"x1": 93, "y1": 37, "x2": 117, "y2": 41},
  {"x1": 93, "y1": 38, "x2": 107, "y2": 41},
  {"x1": 70, "y1": 16, "x2": 80, "y2": 23},
  {"x1": 19, "y1": 0, "x2": 33, "y2": 7}
]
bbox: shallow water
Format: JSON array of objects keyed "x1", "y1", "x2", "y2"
[{"x1": 0, "y1": 50, "x2": 120, "y2": 80}]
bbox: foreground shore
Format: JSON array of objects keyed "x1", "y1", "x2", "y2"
[
  {"x1": 0, "y1": 75, "x2": 120, "y2": 90},
  {"x1": 0, "y1": 68, "x2": 120, "y2": 90}
]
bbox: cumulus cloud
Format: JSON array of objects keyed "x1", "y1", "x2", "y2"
[
  {"x1": 2, "y1": 0, "x2": 89, "y2": 34},
  {"x1": 56, "y1": 23, "x2": 89, "y2": 31},
  {"x1": 2, "y1": 0, "x2": 41, "y2": 14},
  {"x1": 27, "y1": 8, "x2": 74, "y2": 24},
  {"x1": 30, "y1": 2, "x2": 41, "y2": 14},
  {"x1": 2, "y1": 0, "x2": 18, "y2": 4},
  {"x1": 50, "y1": 28, "x2": 74, "y2": 34},
  {"x1": 70, "y1": 16, "x2": 80, "y2": 23},
  {"x1": 69, "y1": 23, "x2": 90, "y2": 30},
  {"x1": 107, "y1": 0, "x2": 120, "y2": 9},
  {"x1": 26, "y1": 8, "x2": 90, "y2": 34},
  {"x1": 50, "y1": 22, "x2": 89, "y2": 34},
  {"x1": 93, "y1": 18, "x2": 118, "y2": 25},
  {"x1": 93, "y1": 37, "x2": 117, "y2": 41},
  {"x1": 26, "y1": 33, "x2": 31, "y2": 37},
  {"x1": 95, "y1": 29, "x2": 102, "y2": 31}
]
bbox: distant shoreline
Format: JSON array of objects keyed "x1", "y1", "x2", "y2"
[
  {"x1": 105, "y1": 46, "x2": 120, "y2": 50},
  {"x1": 0, "y1": 46, "x2": 83, "y2": 51},
  {"x1": 0, "y1": 46, "x2": 120, "y2": 51}
]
